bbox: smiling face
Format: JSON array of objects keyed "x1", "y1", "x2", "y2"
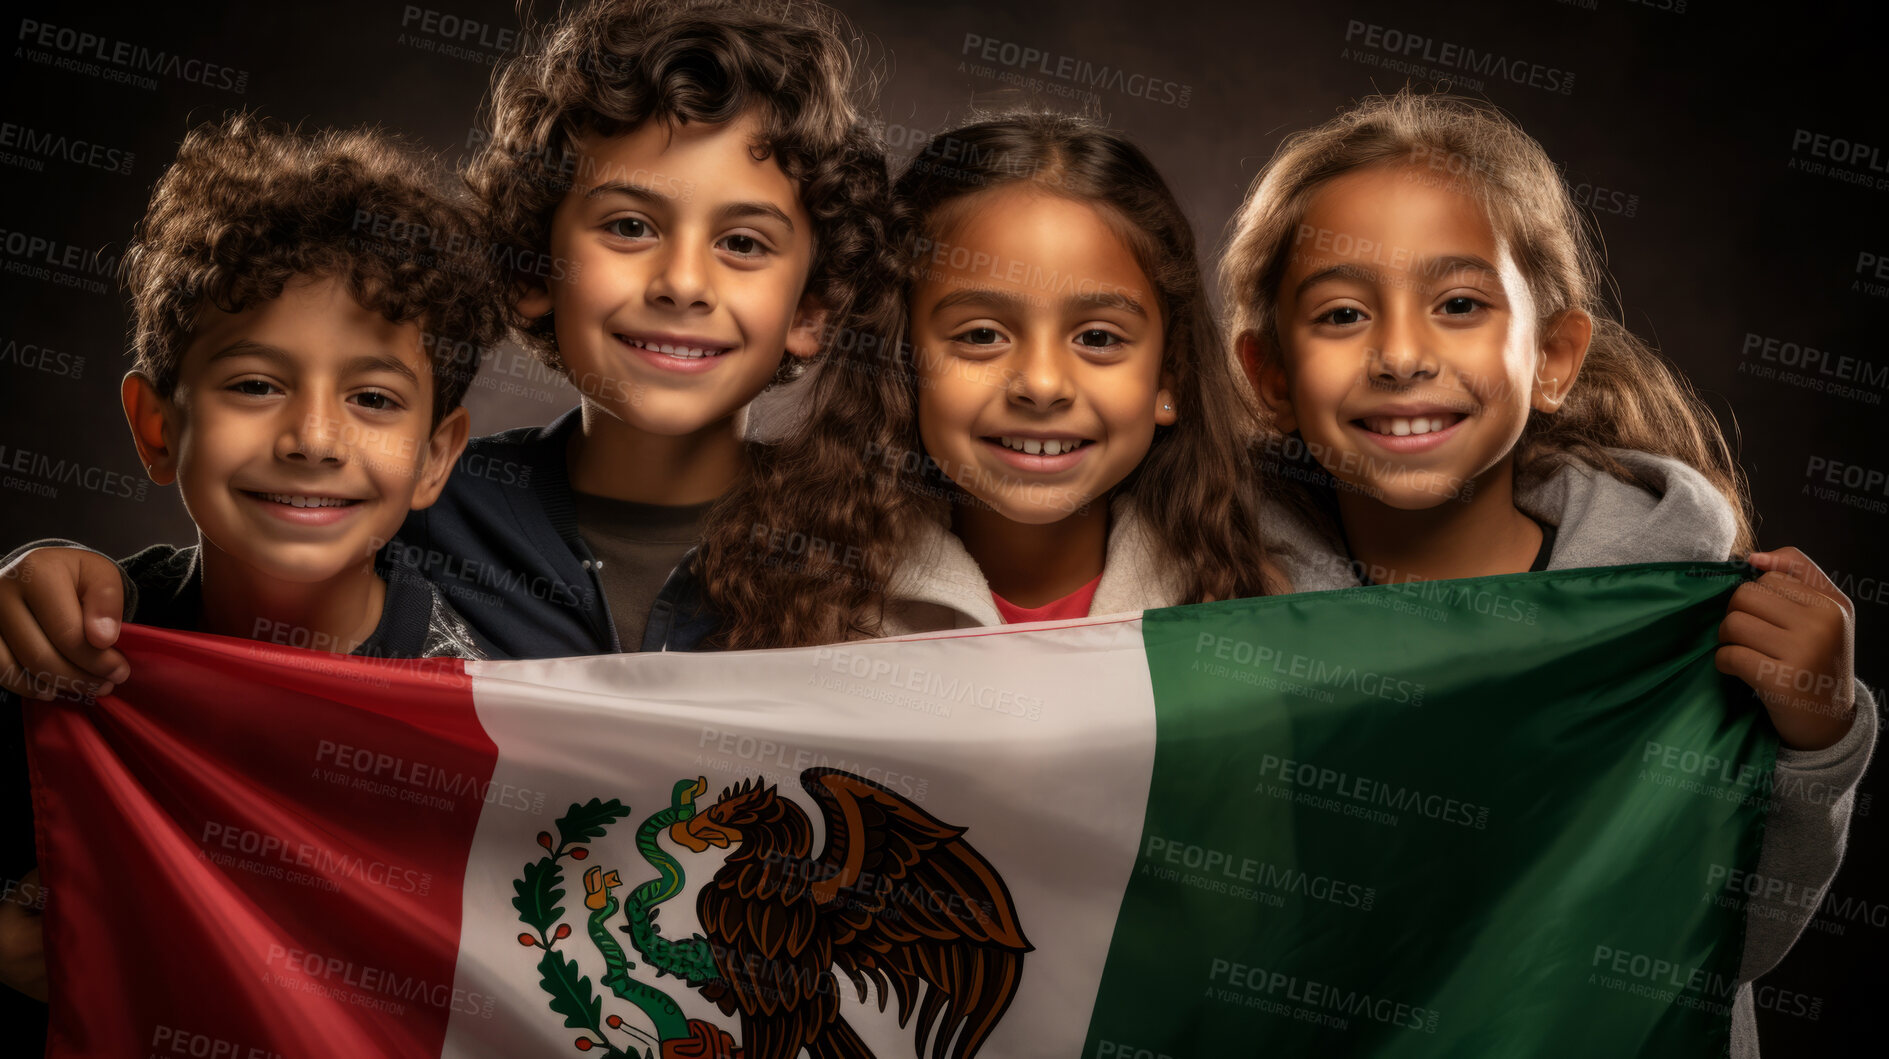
[
  {"x1": 910, "y1": 185, "x2": 1174, "y2": 525},
  {"x1": 1254, "y1": 165, "x2": 1583, "y2": 510},
  {"x1": 520, "y1": 112, "x2": 824, "y2": 437},
  {"x1": 126, "y1": 273, "x2": 466, "y2": 585}
]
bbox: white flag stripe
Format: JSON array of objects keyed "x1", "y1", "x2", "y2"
[{"x1": 441, "y1": 616, "x2": 1158, "y2": 1057}]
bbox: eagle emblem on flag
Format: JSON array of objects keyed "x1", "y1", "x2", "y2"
[{"x1": 513, "y1": 768, "x2": 1033, "y2": 1058}]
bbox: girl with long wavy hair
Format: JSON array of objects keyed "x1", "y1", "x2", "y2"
[
  {"x1": 681, "y1": 112, "x2": 1276, "y2": 649},
  {"x1": 1220, "y1": 89, "x2": 1872, "y2": 1058}
]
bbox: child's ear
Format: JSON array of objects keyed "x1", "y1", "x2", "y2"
[
  {"x1": 514, "y1": 278, "x2": 553, "y2": 322},
  {"x1": 1154, "y1": 371, "x2": 1179, "y2": 427},
  {"x1": 1237, "y1": 330, "x2": 1298, "y2": 433},
  {"x1": 783, "y1": 293, "x2": 829, "y2": 360},
  {"x1": 410, "y1": 406, "x2": 472, "y2": 511},
  {"x1": 121, "y1": 371, "x2": 179, "y2": 486},
  {"x1": 1532, "y1": 308, "x2": 1593, "y2": 414}
]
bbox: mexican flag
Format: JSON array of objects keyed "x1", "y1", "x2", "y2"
[{"x1": 25, "y1": 563, "x2": 1773, "y2": 1058}]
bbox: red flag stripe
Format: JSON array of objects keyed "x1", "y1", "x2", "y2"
[{"x1": 28, "y1": 625, "x2": 496, "y2": 1059}]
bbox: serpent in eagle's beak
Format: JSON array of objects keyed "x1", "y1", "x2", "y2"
[
  {"x1": 674, "y1": 811, "x2": 739, "y2": 853},
  {"x1": 668, "y1": 776, "x2": 739, "y2": 852}
]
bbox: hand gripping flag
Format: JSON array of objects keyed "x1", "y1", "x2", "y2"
[{"x1": 26, "y1": 563, "x2": 1774, "y2": 1058}]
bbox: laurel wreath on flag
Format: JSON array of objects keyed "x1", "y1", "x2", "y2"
[{"x1": 513, "y1": 797, "x2": 639, "y2": 1056}]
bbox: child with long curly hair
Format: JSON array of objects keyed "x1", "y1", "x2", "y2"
[{"x1": 680, "y1": 112, "x2": 1276, "y2": 649}]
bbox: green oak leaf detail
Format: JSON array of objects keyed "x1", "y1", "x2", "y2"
[
  {"x1": 557, "y1": 797, "x2": 632, "y2": 850},
  {"x1": 537, "y1": 946, "x2": 603, "y2": 1030},
  {"x1": 512, "y1": 857, "x2": 565, "y2": 938}
]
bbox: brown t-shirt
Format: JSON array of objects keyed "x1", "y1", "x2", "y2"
[{"x1": 572, "y1": 493, "x2": 715, "y2": 651}]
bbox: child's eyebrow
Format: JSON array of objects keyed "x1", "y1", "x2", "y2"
[
  {"x1": 715, "y1": 201, "x2": 795, "y2": 232},
  {"x1": 931, "y1": 287, "x2": 1147, "y2": 318},
  {"x1": 342, "y1": 354, "x2": 421, "y2": 385},
  {"x1": 206, "y1": 340, "x2": 289, "y2": 366},
  {"x1": 205, "y1": 342, "x2": 418, "y2": 385},
  {"x1": 1293, "y1": 262, "x2": 1380, "y2": 298},
  {"x1": 931, "y1": 287, "x2": 1029, "y2": 315},
  {"x1": 584, "y1": 180, "x2": 674, "y2": 204},
  {"x1": 1071, "y1": 290, "x2": 1147, "y2": 317},
  {"x1": 1294, "y1": 254, "x2": 1501, "y2": 299},
  {"x1": 583, "y1": 180, "x2": 795, "y2": 232}
]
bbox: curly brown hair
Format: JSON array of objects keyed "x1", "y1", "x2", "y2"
[
  {"x1": 696, "y1": 112, "x2": 1279, "y2": 649},
  {"x1": 122, "y1": 113, "x2": 504, "y2": 423},
  {"x1": 470, "y1": 0, "x2": 893, "y2": 380},
  {"x1": 1222, "y1": 88, "x2": 1754, "y2": 555}
]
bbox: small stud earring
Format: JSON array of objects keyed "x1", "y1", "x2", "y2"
[{"x1": 1162, "y1": 403, "x2": 1173, "y2": 411}]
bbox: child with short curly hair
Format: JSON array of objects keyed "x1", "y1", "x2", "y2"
[
  {"x1": 0, "y1": 110, "x2": 506, "y2": 1023},
  {"x1": 16, "y1": 111, "x2": 504, "y2": 665}
]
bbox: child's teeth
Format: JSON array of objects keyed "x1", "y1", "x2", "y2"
[
  {"x1": 640, "y1": 339, "x2": 715, "y2": 358},
  {"x1": 998, "y1": 436, "x2": 1085, "y2": 455},
  {"x1": 1369, "y1": 415, "x2": 1455, "y2": 436}
]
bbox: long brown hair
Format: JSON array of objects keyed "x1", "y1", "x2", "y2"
[
  {"x1": 698, "y1": 112, "x2": 1276, "y2": 648},
  {"x1": 1221, "y1": 88, "x2": 1754, "y2": 554}
]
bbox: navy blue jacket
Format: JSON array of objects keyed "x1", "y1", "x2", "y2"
[
  {"x1": 388, "y1": 408, "x2": 717, "y2": 658},
  {"x1": 644, "y1": 547, "x2": 721, "y2": 652}
]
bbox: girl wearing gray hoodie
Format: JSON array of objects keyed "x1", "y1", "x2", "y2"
[{"x1": 1221, "y1": 89, "x2": 1873, "y2": 1058}]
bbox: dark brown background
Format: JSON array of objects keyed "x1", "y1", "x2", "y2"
[{"x1": 1, "y1": 0, "x2": 1881, "y2": 1051}]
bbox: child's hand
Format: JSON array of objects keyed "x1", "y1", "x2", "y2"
[
  {"x1": 0, "y1": 547, "x2": 128, "y2": 702},
  {"x1": 1717, "y1": 547, "x2": 1856, "y2": 751},
  {"x1": 0, "y1": 868, "x2": 46, "y2": 1002}
]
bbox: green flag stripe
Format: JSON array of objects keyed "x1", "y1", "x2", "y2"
[{"x1": 1084, "y1": 563, "x2": 1773, "y2": 1058}]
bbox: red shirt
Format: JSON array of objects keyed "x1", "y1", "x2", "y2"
[{"x1": 991, "y1": 572, "x2": 1105, "y2": 625}]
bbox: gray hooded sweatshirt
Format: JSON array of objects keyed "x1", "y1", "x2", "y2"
[{"x1": 1260, "y1": 447, "x2": 1877, "y2": 1059}]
